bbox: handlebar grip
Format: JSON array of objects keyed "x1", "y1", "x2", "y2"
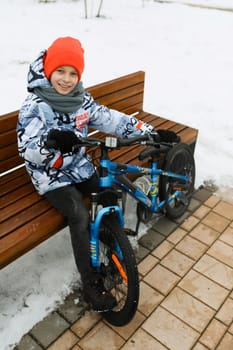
[
  {"x1": 44, "y1": 139, "x2": 58, "y2": 149},
  {"x1": 117, "y1": 134, "x2": 150, "y2": 147}
]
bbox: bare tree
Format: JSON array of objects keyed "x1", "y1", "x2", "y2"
[
  {"x1": 84, "y1": 0, "x2": 88, "y2": 18},
  {"x1": 96, "y1": 0, "x2": 104, "y2": 17},
  {"x1": 84, "y1": 0, "x2": 104, "y2": 18}
]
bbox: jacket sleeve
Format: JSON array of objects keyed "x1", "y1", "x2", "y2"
[
  {"x1": 85, "y1": 93, "x2": 154, "y2": 138},
  {"x1": 17, "y1": 101, "x2": 61, "y2": 168}
]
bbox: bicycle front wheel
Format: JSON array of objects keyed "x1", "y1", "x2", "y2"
[
  {"x1": 98, "y1": 214, "x2": 139, "y2": 326},
  {"x1": 160, "y1": 143, "x2": 195, "y2": 219}
]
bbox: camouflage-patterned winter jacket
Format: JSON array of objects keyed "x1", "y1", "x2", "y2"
[{"x1": 17, "y1": 51, "x2": 153, "y2": 195}]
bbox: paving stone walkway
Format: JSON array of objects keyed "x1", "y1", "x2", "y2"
[{"x1": 15, "y1": 188, "x2": 233, "y2": 350}]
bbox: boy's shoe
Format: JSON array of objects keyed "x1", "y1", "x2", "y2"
[{"x1": 83, "y1": 276, "x2": 117, "y2": 312}]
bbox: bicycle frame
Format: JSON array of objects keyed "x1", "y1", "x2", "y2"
[
  {"x1": 98, "y1": 158, "x2": 190, "y2": 213},
  {"x1": 89, "y1": 152, "x2": 190, "y2": 268}
]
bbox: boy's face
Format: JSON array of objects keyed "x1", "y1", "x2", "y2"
[{"x1": 50, "y1": 66, "x2": 79, "y2": 95}]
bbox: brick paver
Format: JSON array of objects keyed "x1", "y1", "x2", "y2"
[
  {"x1": 15, "y1": 189, "x2": 233, "y2": 350},
  {"x1": 161, "y1": 287, "x2": 215, "y2": 332}
]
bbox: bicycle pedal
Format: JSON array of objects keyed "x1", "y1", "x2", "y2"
[{"x1": 124, "y1": 228, "x2": 137, "y2": 236}]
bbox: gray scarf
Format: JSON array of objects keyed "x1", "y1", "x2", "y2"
[{"x1": 33, "y1": 81, "x2": 85, "y2": 113}]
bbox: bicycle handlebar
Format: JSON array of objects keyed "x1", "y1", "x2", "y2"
[
  {"x1": 44, "y1": 134, "x2": 174, "y2": 154},
  {"x1": 44, "y1": 137, "x2": 103, "y2": 151}
]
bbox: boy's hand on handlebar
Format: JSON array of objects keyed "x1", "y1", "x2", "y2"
[
  {"x1": 47, "y1": 129, "x2": 81, "y2": 153},
  {"x1": 150, "y1": 129, "x2": 180, "y2": 143}
]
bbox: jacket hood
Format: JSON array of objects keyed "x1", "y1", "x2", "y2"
[{"x1": 27, "y1": 50, "x2": 51, "y2": 92}]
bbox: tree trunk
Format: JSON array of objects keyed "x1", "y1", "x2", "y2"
[{"x1": 96, "y1": 0, "x2": 104, "y2": 17}]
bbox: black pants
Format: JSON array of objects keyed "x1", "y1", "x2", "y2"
[{"x1": 45, "y1": 174, "x2": 99, "y2": 284}]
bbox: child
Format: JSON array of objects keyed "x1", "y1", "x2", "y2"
[{"x1": 17, "y1": 36, "x2": 179, "y2": 311}]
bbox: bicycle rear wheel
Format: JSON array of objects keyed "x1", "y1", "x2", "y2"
[
  {"x1": 160, "y1": 143, "x2": 195, "y2": 219},
  {"x1": 98, "y1": 214, "x2": 139, "y2": 326}
]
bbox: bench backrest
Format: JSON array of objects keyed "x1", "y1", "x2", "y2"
[{"x1": 0, "y1": 71, "x2": 145, "y2": 175}]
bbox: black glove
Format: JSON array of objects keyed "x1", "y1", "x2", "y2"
[
  {"x1": 47, "y1": 129, "x2": 79, "y2": 153},
  {"x1": 151, "y1": 129, "x2": 180, "y2": 143}
]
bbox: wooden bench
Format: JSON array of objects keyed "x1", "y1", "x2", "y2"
[{"x1": 0, "y1": 71, "x2": 198, "y2": 269}]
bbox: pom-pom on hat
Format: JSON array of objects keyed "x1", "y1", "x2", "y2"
[{"x1": 44, "y1": 37, "x2": 85, "y2": 81}]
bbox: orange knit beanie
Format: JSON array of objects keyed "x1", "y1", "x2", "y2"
[{"x1": 44, "y1": 37, "x2": 85, "y2": 81}]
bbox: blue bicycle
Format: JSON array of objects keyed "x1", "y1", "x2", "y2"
[{"x1": 46, "y1": 134, "x2": 195, "y2": 326}]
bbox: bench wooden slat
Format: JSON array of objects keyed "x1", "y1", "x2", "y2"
[
  {"x1": 1, "y1": 155, "x2": 23, "y2": 174},
  {"x1": 87, "y1": 71, "x2": 145, "y2": 101},
  {"x1": 90, "y1": 83, "x2": 144, "y2": 108},
  {"x1": 1, "y1": 199, "x2": 52, "y2": 238},
  {"x1": 0, "y1": 208, "x2": 64, "y2": 269},
  {"x1": 0, "y1": 129, "x2": 17, "y2": 149},
  {"x1": 0, "y1": 171, "x2": 30, "y2": 198},
  {"x1": 106, "y1": 99, "x2": 143, "y2": 115},
  {"x1": 0, "y1": 111, "x2": 19, "y2": 132},
  {"x1": 1, "y1": 182, "x2": 35, "y2": 209},
  {"x1": 0, "y1": 166, "x2": 26, "y2": 185},
  {"x1": 1, "y1": 191, "x2": 42, "y2": 223},
  {"x1": 0, "y1": 143, "x2": 18, "y2": 161},
  {"x1": 0, "y1": 70, "x2": 198, "y2": 269}
]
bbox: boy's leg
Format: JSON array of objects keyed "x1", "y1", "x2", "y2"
[{"x1": 45, "y1": 184, "x2": 92, "y2": 281}]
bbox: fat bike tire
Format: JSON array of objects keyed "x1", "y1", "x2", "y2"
[
  {"x1": 99, "y1": 215, "x2": 139, "y2": 326},
  {"x1": 160, "y1": 143, "x2": 195, "y2": 219}
]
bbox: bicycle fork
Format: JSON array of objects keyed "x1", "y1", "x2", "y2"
[{"x1": 89, "y1": 193, "x2": 125, "y2": 269}]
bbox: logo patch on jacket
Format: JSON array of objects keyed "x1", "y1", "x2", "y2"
[
  {"x1": 75, "y1": 112, "x2": 89, "y2": 130},
  {"x1": 51, "y1": 154, "x2": 63, "y2": 169}
]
